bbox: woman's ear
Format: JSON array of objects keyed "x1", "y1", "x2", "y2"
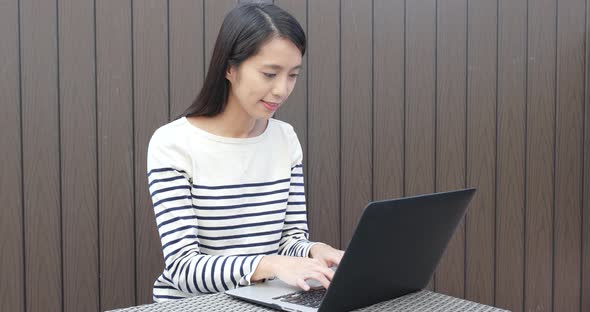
[{"x1": 225, "y1": 65, "x2": 236, "y2": 83}]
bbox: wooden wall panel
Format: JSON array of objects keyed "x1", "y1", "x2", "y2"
[
  {"x1": 465, "y1": 0, "x2": 497, "y2": 306},
  {"x1": 405, "y1": 0, "x2": 437, "y2": 290},
  {"x1": 2, "y1": 1, "x2": 590, "y2": 311},
  {"x1": 169, "y1": 0, "x2": 205, "y2": 120},
  {"x1": 373, "y1": 0, "x2": 404, "y2": 201},
  {"x1": 553, "y1": 0, "x2": 585, "y2": 310},
  {"x1": 340, "y1": 0, "x2": 372, "y2": 248},
  {"x1": 96, "y1": 0, "x2": 136, "y2": 309},
  {"x1": 306, "y1": 0, "x2": 340, "y2": 248},
  {"x1": 58, "y1": 0, "x2": 99, "y2": 311},
  {"x1": 496, "y1": 1, "x2": 527, "y2": 311},
  {"x1": 0, "y1": 0, "x2": 24, "y2": 311},
  {"x1": 274, "y1": 0, "x2": 308, "y2": 181},
  {"x1": 133, "y1": 0, "x2": 169, "y2": 304},
  {"x1": 20, "y1": 0, "x2": 62, "y2": 311},
  {"x1": 434, "y1": 0, "x2": 467, "y2": 298},
  {"x1": 583, "y1": 0, "x2": 590, "y2": 307},
  {"x1": 525, "y1": 0, "x2": 556, "y2": 311}
]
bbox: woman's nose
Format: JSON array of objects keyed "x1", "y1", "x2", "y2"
[{"x1": 271, "y1": 78, "x2": 289, "y2": 99}]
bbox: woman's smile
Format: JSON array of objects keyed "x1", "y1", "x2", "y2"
[{"x1": 261, "y1": 100, "x2": 280, "y2": 111}]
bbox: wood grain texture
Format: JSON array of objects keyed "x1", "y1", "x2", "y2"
[
  {"x1": 434, "y1": 0, "x2": 467, "y2": 299},
  {"x1": 340, "y1": 0, "x2": 373, "y2": 248},
  {"x1": 525, "y1": 0, "x2": 556, "y2": 311},
  {"x1": 58, "y1": 0, "x2": 99, "y2": 311},
  {"x1": 373, "y1": 0, "x2": 404, "y2": 201},
  {"x1": 405, "y1": 0, "x2": 436, "y2": 290},
  {"x1": 0, "y1": 0, "x2": 24, "y2": 311},
  {"x1": 307, "y1": 0, "x2": 340, "y2": 248},
  {"x1": 169, "y1": 0, "x2": 204, "y2": 120},
  {"x1": 20, "y1": 0, "x2": 62, "y2": 311},
  {"x1": 553, "y1": 0, "x2": 585, "y2": 310},
  {"x1": 583, "y1": 0, "x2": 590, "y2": 309},
  {"x1": 96, "y1": 0, "x2": 135, "y2": 310},
  {"x1": 495, "y1": 1, "x2": 527, "y2": 311},
  {"x1": 465, "y1": 0, "x2": 497, "y2": 306},
  {"x1": 133, "y1": 0, "x2": 169, "y2": 304}
]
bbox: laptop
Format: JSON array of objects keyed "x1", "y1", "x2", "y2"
[{"x1": 225, "y1": 188, "x2": 476, "y2": 312}]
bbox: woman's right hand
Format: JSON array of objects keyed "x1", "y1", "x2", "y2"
[{"x1": 252, "y1": 255, "x2": 335, "y2": 291}]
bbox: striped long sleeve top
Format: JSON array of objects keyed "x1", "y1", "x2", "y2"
[{"x1": 147, "y1": 116, "x2": 316, "y2": 302}]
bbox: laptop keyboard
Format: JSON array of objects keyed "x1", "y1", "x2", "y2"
[{"x1": 273, "y1": 288, "x2": 327, "y2": 308}]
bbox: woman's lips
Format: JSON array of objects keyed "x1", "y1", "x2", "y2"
[{"x1": 261, "y1": 100, "x2": 279, "y2": 111}]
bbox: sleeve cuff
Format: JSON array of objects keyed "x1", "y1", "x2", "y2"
[
  {"x1": 303, "y1": 241, "x2": 321, "y2": 258},
  {"x1": 238, "y1": 255, "x2": 265, "y2": 287}
]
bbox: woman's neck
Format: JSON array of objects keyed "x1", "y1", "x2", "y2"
[
  {"x1": 187, "y1": 99, "x2": 267, "y2": 138},
  {"x1": 214, "y1": 107, "x2": 266, "y2": 138}
]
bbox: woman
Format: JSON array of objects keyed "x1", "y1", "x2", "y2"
[{"x1": 147, "y1": 3, "x2": 343, "y2": 302}]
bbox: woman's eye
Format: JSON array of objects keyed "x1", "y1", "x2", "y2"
[
  {"x1": 263, "y1": 73, "x2": 276, "y2": 78},
  {"x1": 289, "y1": 74, "x2": 299, "y2": 78}
]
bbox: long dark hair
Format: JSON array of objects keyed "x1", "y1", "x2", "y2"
[{"x1": 179, "y1": 3, "x2": 306, "y2": 119}]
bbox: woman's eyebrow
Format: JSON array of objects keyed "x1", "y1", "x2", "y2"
[{"x1": 262, "y1": 64, "x2": 302, "y2": 70}]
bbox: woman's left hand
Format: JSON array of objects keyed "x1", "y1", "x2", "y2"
[{"x1": 309, "y1": 243, "x2": 345, "y2": 268}]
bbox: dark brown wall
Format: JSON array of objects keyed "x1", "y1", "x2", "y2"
[{"x1": 1, "y1": 0, "x2": 588, "y2": 311}]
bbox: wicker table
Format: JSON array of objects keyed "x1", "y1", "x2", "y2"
[{"x1": 108, "y1": 290, "x2": 510, "y2": 312}]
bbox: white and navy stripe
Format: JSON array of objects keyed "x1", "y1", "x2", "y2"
[
  {"x1": 147, "y1": 117, "x2": 316, "y2": 302},
  {"x1": 148, "y1": 164, "x2": 314, "y2": 301}
]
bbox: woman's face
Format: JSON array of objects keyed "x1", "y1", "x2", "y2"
[{"x1": 225, "y1": 36, "x2": 302, "y2": 120}]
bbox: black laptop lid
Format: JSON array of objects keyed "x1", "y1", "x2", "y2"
[{"x1": 318, "y1": 188, "x2": 476, "y2": 312}]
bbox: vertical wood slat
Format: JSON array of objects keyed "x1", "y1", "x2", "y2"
[
  {"x1": 583, "y1": 0, "x2": 590, "y2": 308},
  {"x1": 58, "y1": 0, "x2": 99, "y2": 311},
  {"x1": 465, "y1": 0, "x2": 497, "y2": 306},
  {"x1": 133, "y1": 0, "x2": 169, "y2": 305},
  {"x1": 495, "y1": 1, "x2": 527, "y2": 311},
  {"x1": 553, "y1": 0, "x2": 585, "y2": 311},
  {"x1": 373, "y1": 0, "x2": 404, "y2": 202},
  {"x1": 340, "y1": 0, "x2": 372, "y2": 248},
  {"x1": 169, "y1": 0, "x2": 205, "y2": 120},
  {"x1": 306, "y1": 0, "x2": 340, "y2": 248},
  {"x1": 273, "y1": 0, "x2": 308, "y2": 182},
  {"x1": 20, "y1": 0, "x2": 62, "y2": 311},
  {"x1": 525, "y1": 0, "x2": 556, "y2": 311},
  {"x1": 97, "y1": 0, "x2": 135, "y2": 310},
  {"x1": 434, "y1": 0, "x2": 467, "y2": 299},
  {"x1": 405, "y1": 0, "x2": 436, "y2": 290},
  {"x1": 0, "y1": 0, "x2": 24, "y2": 311}
]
